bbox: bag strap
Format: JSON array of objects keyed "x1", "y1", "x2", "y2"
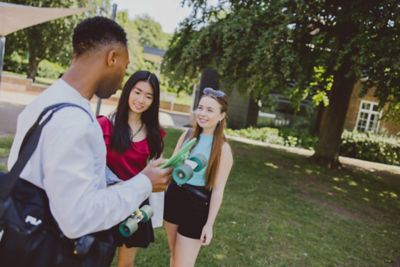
[{"x1": 0, "y1": 103, "x2": 92, "y2": 199}]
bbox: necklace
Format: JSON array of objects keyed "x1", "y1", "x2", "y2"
[{"x1": 131, "y1": 122, "x2": 144, "y2": 140}]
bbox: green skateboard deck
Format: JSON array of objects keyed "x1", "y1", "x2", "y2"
[
  {"x1": 161, "y1": 138, "x2": 208, "y2": 185},
  {"x1": 161, "y1": 138, "x2": 197, "y2": 169}
]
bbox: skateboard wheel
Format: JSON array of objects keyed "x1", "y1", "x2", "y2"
[
  {"x1": 119, "y1": 218, "x2": 138, "y2": 237},
  {"x1": 140, "y1": 205, "x2": 154, "y2": 222},
  {"x1": 189, "y1": 154, "x2": 207, "y2": 172},
  {"x1": 173, "y1": 164, "x2": 193, "y2": 185}
]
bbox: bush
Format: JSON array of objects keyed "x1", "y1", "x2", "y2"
[
  {"x1": 4, "y1": 51, "x2": 27, "y2": 74},
  {"x1": 226, "y1": 127, "x2": 400, "y2": 166},
  {"x1": 225, "y1": 127, "x2": 317, "y2": 149},
  {"x1": 37, "y1": 60, "x2": 65, "y2": 80},
  {"x1": 340, "y1": 130, "x2": 400, "y2": 166}
]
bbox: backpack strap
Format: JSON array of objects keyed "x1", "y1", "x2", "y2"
[{"x1": 0, "y1": 103, "x2": 92, "y2": 199}]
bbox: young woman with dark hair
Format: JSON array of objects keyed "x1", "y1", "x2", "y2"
[
  {"x1": 163, "y1": 87, "x2": 234, "y2": 267},
  {"x1": 97, "y1": 70, "x2": 165, "y2": 267}
]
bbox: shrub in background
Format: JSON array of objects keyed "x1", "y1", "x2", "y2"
[
  {"x1": 340, "y1": 130, "x2": 400, "y2": 166},
  {"x1": 37, "y1": 60, "x2": 65, "y2": 80},
  {"x1": 226, "y1": 127, "x2": 399, "y2": 166}
]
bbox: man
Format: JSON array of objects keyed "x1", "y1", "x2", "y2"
[{"x1": 7, "y1": 17, "x2": 171, "y2": 240}]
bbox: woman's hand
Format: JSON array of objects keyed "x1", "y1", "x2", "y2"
[{"x1": 200, "y1": 223, "x2": 213, "y2": 246}]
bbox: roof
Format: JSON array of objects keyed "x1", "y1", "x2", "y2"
[{"x1": 0, "y1": 2, "x2": 87, "y2": 36}]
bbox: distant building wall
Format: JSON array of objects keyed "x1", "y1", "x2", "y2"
[{"x1": 344, "y1": 81, "x2": 400, "y2": 135}]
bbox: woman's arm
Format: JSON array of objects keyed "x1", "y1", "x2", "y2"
[
  {"x1": 172, "y1": 129, "x2": 190, "y2": 155},
  {"x1": 201, "y1": 142, "x2": 233, "y2": 245}
]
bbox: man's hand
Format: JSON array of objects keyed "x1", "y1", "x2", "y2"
[{"x1": 141, "y1": 158, "x2": 172, "y2": 192}]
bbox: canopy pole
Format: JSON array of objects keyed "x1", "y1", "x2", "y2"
[{"x1": 0, "y1": 36, "x2": 5, "y2": 85}]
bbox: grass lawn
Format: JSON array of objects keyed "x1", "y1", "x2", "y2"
[
  {"x1": 0, "y1": 136, "x2": 13, "y2": 172},
  {"x1": 121, "y1": 128, "x2": 400, "y2": 267},
  {"x1": 1, "y1": 129, "x2": 399, "y2": 266}
]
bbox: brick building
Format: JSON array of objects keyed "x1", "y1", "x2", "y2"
[{"x1": 344, "y1": 81, "x2": 400, "y2": 135}]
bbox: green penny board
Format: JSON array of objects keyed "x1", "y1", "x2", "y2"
[{"x1": 161, "y1": 138, "x2": 197, "y2": 169}]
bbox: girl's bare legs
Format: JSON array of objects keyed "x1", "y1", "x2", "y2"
[
  {"x1": 173, "y1": 233, "x2": 202, "y2": 267},
  {"x1": 164, "y1": 220, "x2": 179, "y2": 267},
  {"x1": 117, "y1": 245, "x2": 139, "y2": 267}
]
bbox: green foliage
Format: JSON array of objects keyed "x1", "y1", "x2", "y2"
[
  {"x1": 3, "y1": 51, "x2": 28, "y2": 74},
  {"x1": 116, "y1": 10, "x2": 146, "y2": 74},
  {"x1": 3, "y1": 0, "x2": 85, "y2": 79},
  {"x1": 340, "y1": 130, "x2": 400, "y2": 166},
  {"x1": 116, "y1": 11, "x2": 172, "y2": 82},
  {"x1": 133, "y1": 15, "x2": 171, "y2": 50},
  {"x1": 227, "y1": 126, "x2": 400, "y2": 166},
  {"x1": 0, "y1": 136, "x2": 13, "y2": 158},
  {"x1": 37, "y1": 60, "x2": 65, "y2": 80},
  {"x1": 164, "y1": 0, "x2": 400, "y2": 162},
  {"x1": 225, "y1": 127, "x2": 317, "y2": 149},
  {"x1": 166, "y1": 0, "x2": 399, "y2": 104},
  {"x1": 384, "y1": 102, "x2": 400, "y2": 124}
]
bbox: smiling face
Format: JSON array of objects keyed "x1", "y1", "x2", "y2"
[
  {"x1": 195, "y1": 96, "x2": 226, "y2": 134},
  {"x1": 128, "y1": 80, "x2": 154, "y2": 115}
]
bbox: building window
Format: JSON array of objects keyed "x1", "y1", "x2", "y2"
[{"x1": 355, "y1": 101, "x2": 381, "y2": 133}]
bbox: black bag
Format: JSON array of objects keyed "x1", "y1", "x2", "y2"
[{"x1": 0, "y1": 103, "x2": 115, "y2": 267}]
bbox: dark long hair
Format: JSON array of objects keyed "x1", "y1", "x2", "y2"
[
  {"x1": 110, "y1": 70, "x2": 163, "y2": 159},
  {"x1": 190, "y1": 94, "x2": 229, "y2": 190}
]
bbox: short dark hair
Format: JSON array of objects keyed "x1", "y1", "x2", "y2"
[{"x1": 73, "y1": 16, "x2": 127, "y2": 57}]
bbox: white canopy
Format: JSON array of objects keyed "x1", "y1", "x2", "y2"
[{"x1": 0, "y1": 2, "x2": 88, "y2": 36}]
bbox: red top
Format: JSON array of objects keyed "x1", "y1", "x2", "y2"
[{"x1": 97, "y1": 116, "x2": 166, "y2": 181}]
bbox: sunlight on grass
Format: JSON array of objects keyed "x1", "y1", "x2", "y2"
[
  {"x1": 332, "y1": 185, "x2": 348, "y2": 193},
  {"x1": 265, "y1": 162, "x2": 279, "y2": 169},
  {"x1": 213, "y1": 253, "x2": 227, "y2": 260},
  {"x1": 348, "y1": 180, "x2": 358, "y2": 186},
  {"x1": 379, "y1": 191, "x2": 398, "y2": 199}
]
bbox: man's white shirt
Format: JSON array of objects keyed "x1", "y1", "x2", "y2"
[{"x1": 7, "y1": 79, "x2": 152, "y2": 239}]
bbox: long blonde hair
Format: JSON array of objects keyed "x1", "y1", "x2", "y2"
[{"x1": 190, "y1": 94, "x2": 228, "y2": 190}]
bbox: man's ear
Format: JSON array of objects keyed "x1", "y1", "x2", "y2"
[{"x1": 106, "y1": 49, "x2": 117, "y2": 67}]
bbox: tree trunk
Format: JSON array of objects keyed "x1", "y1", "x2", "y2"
[
  {"x1": 311, "y1": 55, "x2": 356, "y2": 168},
  {"x1": 246, "y1": 97, "x2": 260, "y2": 127},
  {"x1": 310, "y1": 104, "x2": 324, "y2": 136},
  {"x1": 27, "y1": 55, "x2": 39, "y2": 82}
]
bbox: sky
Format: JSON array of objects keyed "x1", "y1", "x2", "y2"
[{"x1": 111, "y1": 0, "x2": 193, "y2": 34}]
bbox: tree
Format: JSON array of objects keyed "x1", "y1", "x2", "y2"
[
  {"x1": 116, "y1": 10, "x2": 146, "y2": 74},
  {"x1": 133, "y1": 15, "x2": 171, "y2": 50},
  {"x1": 3, "y1": 0, "x2": 85, "y2": 81},
  {"x1": 162, "y1": 0, "x2": 400, "y2": 167}
]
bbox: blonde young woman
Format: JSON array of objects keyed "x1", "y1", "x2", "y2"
[{"x1": 164, "y1": 87, "x2": 234, "y2": 267}]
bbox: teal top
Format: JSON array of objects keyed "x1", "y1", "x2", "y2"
[{"x1": 186, "y1": 134, "x2": 213, "y2": 186}]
